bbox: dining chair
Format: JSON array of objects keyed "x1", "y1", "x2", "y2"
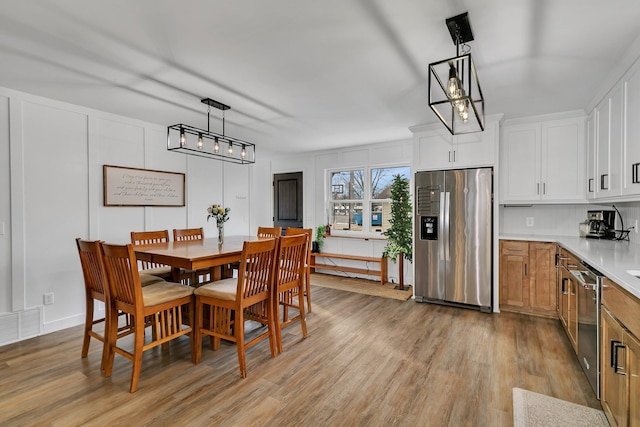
[
  {"x1": 173, "y1": 227, "x2": 204, "y2": 241},
  {"x1": 285, "y1": 227, "x2": 313, "y2": 313},
  {"x1": 130, "y1": 230, "x2": 173, "y2": 282},
  {"x1": 193, "y1": 238, "x2": 278, "y2": 378},
  {"x1": 100, "y1": 242, "x2": 194, "y2": 393},
  {"x1": 273, "y1": 234, "x2": 308, "y2": 353},
  {"x1": 173, "y1": 227, "x2": 217, "y2": 285},
  {"x1": 257, "y1": 226, "x2": 282, "y2": 238},
  {"x1": 76, "y1": 238, "x2": 123, "y2": 370},
  {"x1": 228, "y1": 226, "x2": 282, "y2": 275}
]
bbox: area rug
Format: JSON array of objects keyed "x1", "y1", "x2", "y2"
[
  {"x1": 310, "y1": 273, "x2": 412, "y2": 301},
  {"x1": 512, "y1": 388, "x2": 608, "y2": 427}
]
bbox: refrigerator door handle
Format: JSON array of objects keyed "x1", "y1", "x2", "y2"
[
  {"x1": 444, "y1": 191, "x2": 450, "y2": 261},
  {"x1": 439, "y1": 192, "x2": 445, "y2": 260}
]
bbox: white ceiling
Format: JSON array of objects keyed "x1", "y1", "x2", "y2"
[{"x1": 1, "y1": 0, "x2": 640, "y2": 154}]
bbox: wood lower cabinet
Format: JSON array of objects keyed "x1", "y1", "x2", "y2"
[
  {"x1": 529, "y1": 242, "x2": 557, "y2": 311},
  {"x1": 499, "y1": 240, "x2": 556, "y2": 317},
  {"x1": 500, "y1": 241, "x2": 529, "y2": 308},
  {"x1": 628, "y1": 332, "x2": 640, "y2": 427},
  {"x1": 556, "y1": 247, "x2": 579, "y2": 352},
  {"x1": 601, "y1": 277, "x2": 640, "y2": 427}
]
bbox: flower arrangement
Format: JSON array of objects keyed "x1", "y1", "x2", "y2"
[{"x1": 206, "y1": 204, "x2": 230, "y2": 225}]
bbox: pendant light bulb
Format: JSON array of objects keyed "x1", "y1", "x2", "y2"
[
  {"x1": 197, "y1": 133, "x2": 203, "y2": 150},
  {"x1": 447, "y1": 65, "x2": 462, "y2": 99},
  {"x1": 214, "y1": 137, "x2": 219, "y2": 153},
  {"x1": 228, "y1": 142, "x2": 233, "y2": 155},
  {"x1": 241, "y1": 144, "x2": 246, "y2": 158},
  {"x1": 179, "y1": 127, "x2": 186, "y2": 147}
]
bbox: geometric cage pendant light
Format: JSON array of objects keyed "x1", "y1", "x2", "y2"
[
  {"x1": 167, "y1": 98, "x2": 255, "y2": 164},
  {"x1": 428, "y1": 12, "x2": 485, "y2": 135}
]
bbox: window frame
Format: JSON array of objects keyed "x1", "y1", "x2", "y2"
[{"x1": 326, "y1": 163, "x2": 411, "y2": 237}]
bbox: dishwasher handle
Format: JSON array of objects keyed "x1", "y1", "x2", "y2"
[{"x1": 570, "y1": 270, "x2": 598, "y2": 291}]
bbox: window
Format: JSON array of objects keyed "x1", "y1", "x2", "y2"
[{"x1": 328, "y1": 165, "x2": 410, "y2": 234}]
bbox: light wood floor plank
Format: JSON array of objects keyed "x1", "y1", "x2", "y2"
[{"x1": 0, "y1": 278, "x2": 601, "y2": 426}]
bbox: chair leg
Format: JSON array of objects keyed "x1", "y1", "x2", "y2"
[
  {"x1": 274, "y1": 294, "x2": 284, "y2": 354},
  {"x1": 298, "y1": 284, "x2": 308, "y2": 339},
  {"x1": 100, "y1": 304, "x2": 111, "y2": 371},
  {"x1": 81, "y1": 297, "x2": 94, "y2": 358},
  {"x1": 129, "y1": 314, "x2": 147, "y2": 393},
  {"x1": 235, "y1": 309, "x2": 247, "y2": 378},
  {"x1": 194, "y1": 296, "x2": 203, "y2": 364},
  {"x1": 305, "y1": 268, "x2": 312, "y2": 313},
  {"x1": 102, "y1": 302, "x2": 119, "y2": 378},
  {"x1": 267, "y1": 295, "x2": 277, "y2": 357}
]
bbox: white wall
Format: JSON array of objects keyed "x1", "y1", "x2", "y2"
[
  {"x1": 0, "y1": 87, "x2": 253, "y2": 345},
  {"x1": 0, "y1": 95, "x2": 10, "y2": 318}
]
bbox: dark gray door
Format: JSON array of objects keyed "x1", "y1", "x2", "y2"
[{"x1": 273, "y1": 172, "x2": 303, "y2": 233}]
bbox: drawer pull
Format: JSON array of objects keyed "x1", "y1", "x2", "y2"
[
  {"x1": 588, "y1": 178, "x2": 594, "y2": 192},
  {"x1": 611, "y1": 340, "x2": 627, "y2": 375},
  {"x1": 601, "y1": 174, "x2": 609, "y2": 190},
  {"x1": 633, "y1": 163, "x2": 640, "y2": 184}
]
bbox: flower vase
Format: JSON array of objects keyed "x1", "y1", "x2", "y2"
[{"x1": 217, "y1": 224, "x2": 224, "y2": 245}]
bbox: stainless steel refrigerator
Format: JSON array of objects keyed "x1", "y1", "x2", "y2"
[{"x1": 414, "y1": 168, "x2": 493, "y2": 312}]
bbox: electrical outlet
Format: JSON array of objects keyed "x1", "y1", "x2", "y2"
[
  {"x1": 526, "y1": 217, "x2": 534, "y2": 227},
  {"x1": 43, "y1": 292, "x2": 54, "y2": 305}
]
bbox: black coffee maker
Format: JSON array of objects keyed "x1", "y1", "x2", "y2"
[{"x1": 586, "y1": 210, "x2": 615, "y2": 239}]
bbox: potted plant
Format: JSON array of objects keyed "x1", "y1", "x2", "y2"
[
  {"x1": 313, "y1": 225, "x2": 326, "y2": 253},
  {"x1": 382, "y1": 174, "x2": 412, "y2": 290}
]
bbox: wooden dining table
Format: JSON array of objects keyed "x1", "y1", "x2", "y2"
[{"x1": 134, "y1": 235, "x2": 267, "y2": 282}]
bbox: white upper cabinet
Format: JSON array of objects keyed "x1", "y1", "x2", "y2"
[
  {"x1": 622, "y1": 59, "x2": 640, "y2": 196},
  {"x1": 541, "y1": 118, "x2": 586, "y2": 200},
  {"x1": 595, "y1": 82, "x2": 623, "y2": 198},
  {"x1": 586, "y1": 110, "x2": 596, "y2": 200},
  {"x1": 412, "y1": 117, "x2": 499, "y2": 171},
  {"x1": 501, "y1": 124, "x2": 540, "y2": 201},
  {"x1": 500, "y1": 114, "x2": 586, "y2": 203}
]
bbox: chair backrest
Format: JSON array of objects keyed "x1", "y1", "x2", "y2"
[
  {"x1": 257, "y1": 226, "x2": 282, "y2": 238},
  {"x1": 285, "y1": 227, "x2": 312, "y2": 261},
  {"x1": 131, "y1": 230, "x2": 170, "y2": 271},
  {"x1": 237, "y1": 238, "x2": 278, "y2": 304},
  {"x1": 276, "y1": 234, "x2": 308, "y2": 288},
  {"x1": 173, "y1": 227, "x2": 204, "y2": 241},
  {"x1": 131, "y1": 230, "x2": 170, "y2": 245},
  {"x1": 76, "y1": 238, "x2": 108, "y2": 302},
  {"x1": 100, "y1": 242, "x2": 144, "y2": 314}
]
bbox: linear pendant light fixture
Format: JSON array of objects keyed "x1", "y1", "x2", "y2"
[
  {"x1": 428, "y1": 12, "x2": 485, "y2": 135},
  {"x1": 167, "y1": 98, "x2": 255, "y2": 164}
]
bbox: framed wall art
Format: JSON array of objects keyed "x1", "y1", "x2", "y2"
[{"x1": 103, "y1": 165, "x2": 185, "y2": 207}]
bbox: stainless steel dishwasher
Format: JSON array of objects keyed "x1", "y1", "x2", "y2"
[{"x1": 570, "y1": 261, "x2": 603, "y2": 399}]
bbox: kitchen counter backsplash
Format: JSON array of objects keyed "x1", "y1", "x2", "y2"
[
  {"x1": 500, "y1": 233, "x2": 640, "y2": 300},
  {"x1": 500, "y1": 203, "x2": 640, "y2": 245}
]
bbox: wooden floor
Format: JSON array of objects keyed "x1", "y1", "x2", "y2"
[{"x1": 0, "y1": 279, "x2": 601, "y2": 426}]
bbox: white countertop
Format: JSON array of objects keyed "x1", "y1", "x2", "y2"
[{"x1": 500, "y1": 234, "x2": 640, "y2": 300}]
